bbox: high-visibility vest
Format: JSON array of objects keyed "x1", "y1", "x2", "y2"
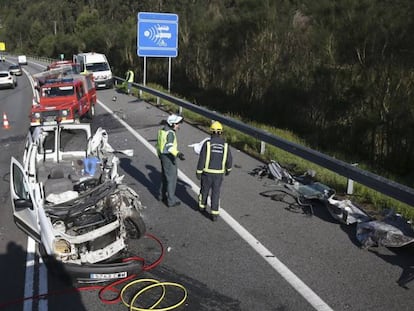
[
  {"x1": 202, "y1": 141, "x2": 229, "y2": 174},
  {"x1": 126, "y1": 70, "x2": 134, "y2": 82},
  {"x1": 157, "y1": 128, "x2": 178, "y2": 156}
]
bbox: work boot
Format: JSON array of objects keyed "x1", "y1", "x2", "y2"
[
  {"x1": 159, "y1": 196, "x2": 167, "y2": 204},
  {"x1": 210, "y1": 214, "x2": 218, "y2": 222},
  {"x1": 168, "y1": 201, "x2": 181, "y2": 208}
]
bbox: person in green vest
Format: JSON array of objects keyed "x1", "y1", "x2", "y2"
[
  {"x1": 156, "y1": 114, "x2": 185, "y2": 207},
  {"x1": 125, "y1": 69, "x2": 134, "y2": 95}
]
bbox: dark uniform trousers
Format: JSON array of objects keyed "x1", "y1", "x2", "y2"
[
  {"x1": 160, "y1": 154, "x2": 178, "y2": 206},
  {"x1": 199, "y1": 173, "x2": 223, "y2": 214}
]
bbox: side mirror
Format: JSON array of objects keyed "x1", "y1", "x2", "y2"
[{"x1": 14, "y1": 199, "x2": 34, "y2": 210}]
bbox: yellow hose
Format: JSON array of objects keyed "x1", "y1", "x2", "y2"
[{"x1": 120, "y1": 278, "x2": 187, "y2": 311}]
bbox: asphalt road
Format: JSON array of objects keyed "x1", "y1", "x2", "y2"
[{"x1": 0, "y1": 58, "x2": 413, "y2": 311}]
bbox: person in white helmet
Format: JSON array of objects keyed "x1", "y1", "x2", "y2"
[{"x1": 156, "y1": 114, "x2": 185, "y2": 207}]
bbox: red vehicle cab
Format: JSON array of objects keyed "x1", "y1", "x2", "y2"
[{"x1": 31, "y1": 74, "x2": 97, "y2": 126}]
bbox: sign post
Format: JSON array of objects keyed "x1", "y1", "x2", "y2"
[{"x1": 137, "y1": 12, "x2": 178, "y2": 92}]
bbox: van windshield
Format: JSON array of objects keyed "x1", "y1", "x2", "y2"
[{"x1": 86, "y1": 62, "x2": 109, "y2": 72}]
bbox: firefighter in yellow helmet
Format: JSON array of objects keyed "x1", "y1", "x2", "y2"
[
  {"x1": 156, "y1": 114, "x2": 185, "y2": 207},
  {"x1": 196, "y1": 121, "x2": 232, "y2": 221}
]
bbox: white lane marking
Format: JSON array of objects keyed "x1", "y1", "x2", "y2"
[
  {"x1": 38, "y1": 256, "x2": 48, "y2": 311},
  {"x1": 24, "y1": 237, "x2": 36, "y2": 311},
  {"x1": 23, "y1": 65, "x2": 49, "y2": 311},
  {"x1": 98, "y1": 99, "x2": 334, "y2": 311}
]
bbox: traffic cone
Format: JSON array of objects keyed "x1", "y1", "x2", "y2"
[{"x1": 3, "y1": 113, "x2": 10, "y2": 129}]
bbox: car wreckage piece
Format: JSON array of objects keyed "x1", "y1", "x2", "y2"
[
  {"x1": 10, "y1": 123, "x2": 146, "y2": 282},
  {"x1": 326, "y1": 197, "x2": 371, "y2": 225},
  {"x1": 356, "y1": 211, "x2": 414, "y2": 248},
  {"x1": 255, "y1": 160, "x2": 414, "y2": 249},
  {"x1": 257, "y1": 160, "x2": 336, "y2": 214}
]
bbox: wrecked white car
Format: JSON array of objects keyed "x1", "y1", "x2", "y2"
[{"x1": 10, "y1": 123, "x2": 146, "y2": 282}]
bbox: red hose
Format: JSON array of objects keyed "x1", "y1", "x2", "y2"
[{"x1": 0, "y1": 233, "x2": 165, "y2": 308}]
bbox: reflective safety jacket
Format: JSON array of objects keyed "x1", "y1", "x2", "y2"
[
  {"x1": 196, "y1": 135, "x2": 232, "y2": 174},
  {"x1": 157, "y1": 126, "x2": 179, "y2": 157},
  {"x1": 126, "y1": 70, "x2": 134, "y2": 83}
]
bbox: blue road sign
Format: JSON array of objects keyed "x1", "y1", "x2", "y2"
[{"x1": 137, "y1": 12, "x2": 178, "y2": 57}]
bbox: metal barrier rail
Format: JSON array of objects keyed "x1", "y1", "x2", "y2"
[{"x1": 103, "y1": 77, "x2": 414, "y2": 206}]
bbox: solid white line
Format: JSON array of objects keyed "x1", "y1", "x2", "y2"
[
  {"x1": 23, "y1": 237, "x2": 36, "y2": 311},
  {"x1": 38, "y1": 256, "x2": 48, "y2": 311},
  {"x1": 98, "y1": 99, "x2": 334, "y2": 311}
]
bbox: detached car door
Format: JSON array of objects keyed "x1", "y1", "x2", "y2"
[{"x1": 10, "y1": 157, "x2": 41, "y2": 242}]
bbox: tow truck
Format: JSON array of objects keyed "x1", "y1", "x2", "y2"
[{"x1": 31, "y1": 73, "x2": 97, "y2": 126}]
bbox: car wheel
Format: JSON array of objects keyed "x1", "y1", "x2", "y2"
[
  {"x1": 86, "y1": 104, "x2": 95, "y2": 120},
  {"x1": 124, "y1": 209, "x2": 146, "y2": 239}
]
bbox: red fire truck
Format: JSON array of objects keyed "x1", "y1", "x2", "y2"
[{"x1": 31, "y1": 74, "x2": 97, "y2": 126}]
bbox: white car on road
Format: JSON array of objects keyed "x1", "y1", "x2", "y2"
[{"x1": 0, "y1": 70, "x2": 17, "y2": 89}]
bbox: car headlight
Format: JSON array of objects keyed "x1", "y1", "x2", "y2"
[
  {"x1": 61, "y1": 110, "x2": 69, "y2": 116},
  {"x1": 34, "y1": 112, "x2": 41, "y2": 119},
  {"x1": 53, "y1": 238, "x2": 71, "y2": 254}
]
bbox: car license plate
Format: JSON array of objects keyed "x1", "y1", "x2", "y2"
[
  {"x1": 90, "y1": 272, "x2": 127, "y2": 279},
  {"x1": 43, "y1": 120, "x2": 57, "y2": 125}
]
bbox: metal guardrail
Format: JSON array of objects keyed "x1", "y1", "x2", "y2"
[
  {"x1": 9, "y1": 53, "x2": 413, "y2": 206},
  {"x1": 112, "y1": 77, "x2": 414, "y2": 207}
]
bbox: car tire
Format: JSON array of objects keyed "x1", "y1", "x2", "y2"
[
  {"x1": 86, "y1": 104, "x2": 95, "y2": 120},
  {"x1": 124, "y1": 209, "x2": 146, "y2": 239}
]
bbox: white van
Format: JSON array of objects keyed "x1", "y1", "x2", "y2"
[
  {"x1": 18, "y1": 55, "x2": 27, "y2": 65},
  {"x1": 73, "y1": 52, "x2": 113, "y2": 89}
]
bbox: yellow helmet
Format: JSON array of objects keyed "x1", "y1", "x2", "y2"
[{"x1": 210, "y1": 121, "x2": 223, "y2": 133}]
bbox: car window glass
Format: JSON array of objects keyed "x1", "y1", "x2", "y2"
[
  {"x1": 86, "y1": 77, "x2": 92, "y2": 90},
  {"x1": 60, "y1": 129, "x2": 88, "y2": 152},
  {"x1": 13, "y1": 163, "x2": 30, "y2": 200},
  {"x1": 39, "y1": 131, "x2": 55, "y2": 154}
]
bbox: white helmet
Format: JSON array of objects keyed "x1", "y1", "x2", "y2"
[{"x1": 167, "y1": 114, "x2": 183, "y2": 126}]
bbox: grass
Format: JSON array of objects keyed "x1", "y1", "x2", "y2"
[{"x1": 117, "y1": 82, "x2": 414, "y2": 222}]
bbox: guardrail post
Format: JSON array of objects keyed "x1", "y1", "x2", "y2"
[
  {"x1": 178, "y1": 106, "x2": 183, "y2": 115},
  {"x1": 347, "y1": 163, "x2": 359, "y2": 195},
  {"x1": 156, "y1": 97, "x2": 160, "y2": 106},
  {"x1": 260, "y1": 141, "x2": 266, "y2": 155}
]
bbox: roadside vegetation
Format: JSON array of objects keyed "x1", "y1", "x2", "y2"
[
  {"x1": 1, "y1": 0, "x2": 414, "y2": 220},
  {"x1": 131, "y1": 83, "x2": 414, "y2": 222}
]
